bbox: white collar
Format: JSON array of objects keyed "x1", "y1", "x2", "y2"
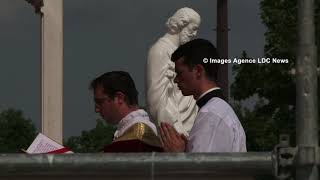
[
  {"x1": 197, "y1": 87, "x2": 221, "y2": 100},
  {"x1": 116, "y1": 109, "x2": 148, "y2": 130},
  {"x1": 114, "y1": 109, "x2": 157, "y2": 139}
]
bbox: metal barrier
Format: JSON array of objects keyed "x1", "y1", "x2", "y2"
[{"x1": 0, "y1": 153, "x2": 271, "y2": 179}]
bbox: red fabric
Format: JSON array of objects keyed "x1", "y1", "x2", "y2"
[{"x1": 104, "y1": 139, "x2": 163, "y2": 152}]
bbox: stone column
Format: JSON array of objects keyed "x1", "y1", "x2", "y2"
[{"x1": 40, "y1": 0, "x2": 64, "y2": 143}]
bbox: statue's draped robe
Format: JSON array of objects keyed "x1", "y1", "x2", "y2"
[{"x1": 146, "y1": 37, "x2": 198, "y2": 135}]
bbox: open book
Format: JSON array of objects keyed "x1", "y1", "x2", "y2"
[{"x1": 24, "y1": 133, "x2": 73, "y2": 154}]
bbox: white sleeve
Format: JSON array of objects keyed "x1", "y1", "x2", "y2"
[{"x1": 187, "y1": 112, "x2": 235, "y2": 152}]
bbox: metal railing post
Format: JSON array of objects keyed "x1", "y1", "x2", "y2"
[{"x1": 296, "y1": 0, "x2": 319, "y2": 179}]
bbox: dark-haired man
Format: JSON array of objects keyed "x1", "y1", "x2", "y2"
[
  {"x1": 160, "y1": 39, "x2": 246, "y2": 152},
  {"x1": 90, "y1": 71, "x2": 162, "y2": 152}
]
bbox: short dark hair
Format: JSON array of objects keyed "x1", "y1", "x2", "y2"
[
  {"x1": 90, "y1": 71, "x2": 139, "y2": 106},
  {"x1": 171, "y1": 38, "x2": 219, "y2": 82}
]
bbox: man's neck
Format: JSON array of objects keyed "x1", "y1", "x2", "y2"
[
  {"x1": 197, "y1": 87, "x2": 221, "y2": 101},
  {"x1": 118, "y1": 106, "x2": 139, "y2": 122},
  {"x1": 194, "y1": 81, "x2": 217, "y2": 100}
]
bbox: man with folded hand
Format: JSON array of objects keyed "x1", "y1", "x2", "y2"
[
  {"x1": 90, "y1": 71, "x2": 162, "y2": 152},
  {"x1": 160, "y1": 39, "x2": 247, "y2": 152}
]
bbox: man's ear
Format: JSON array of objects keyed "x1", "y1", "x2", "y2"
[
  {"x1": 114, "y1": 91, "x2": 125, "y2": 104},
  {"x1": 194, "y1": 64, "x2": 205, "y2": 78}
]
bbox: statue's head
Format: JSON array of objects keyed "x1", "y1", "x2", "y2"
[{"x1": 166, "y1": 7, "x2": 201, "y2": 45}]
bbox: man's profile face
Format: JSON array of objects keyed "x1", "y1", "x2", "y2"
[
  {"x1": 174, "y1": 57, "x2": 197, "y2": 96},
  {"x1": 179, "y1": 21, "x2": 200, "y2": 45},
  {"x1": 93, "y1": 85, "x2": 118, "y2": 124}
]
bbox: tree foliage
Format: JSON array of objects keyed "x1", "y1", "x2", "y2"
[
  {"x1": 0, "y1": 108, "x2": 37, "y2": 153},
  {"x1": 64, "y1": 120, "x2": 116, "y2": 153},
  {"x1": 231, "y1": 0, "x2": 320, "y2": 151}
]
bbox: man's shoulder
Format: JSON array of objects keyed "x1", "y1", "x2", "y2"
[
  {"x1": 200, "y1": 97, "x2": 231, "y2": 112},
  {"x1": 199, "y1": 97, "x2": 238, "y2": 121},
  {"x1": 114, "y1": 122, "x2": 161, "y2": 148},
  {"x1": 196, "y1": 98, "x2": 245, "y2": 139}
]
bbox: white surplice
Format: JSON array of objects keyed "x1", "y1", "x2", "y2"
[{"x1": 187, "y1": 91, "x2": 247, "y2": 152}]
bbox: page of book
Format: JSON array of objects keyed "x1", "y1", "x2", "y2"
[{"x1": 26, "y1": 133, "x2": 65, "y2": 154}]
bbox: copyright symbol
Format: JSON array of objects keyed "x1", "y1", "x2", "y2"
[{"x1": 203, "y1": 58, "x2": 208, "y2": 63}]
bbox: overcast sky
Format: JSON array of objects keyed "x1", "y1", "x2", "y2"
[{"x1": 0, "y1": 0, "x2": 265, "y2": 138}]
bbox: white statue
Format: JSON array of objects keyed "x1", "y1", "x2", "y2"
[{"x1": 145, "y1": 7, "x2": 200, "y2": 135}]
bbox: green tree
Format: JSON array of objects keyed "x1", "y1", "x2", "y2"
[
  {"x1": 65, "y1": 119, "x2": 116, "y2": 153},
  {"x1": 0, "y1": 108, "x2": 37, "y2": 153},
  {"x1": 232, "y1": 3, "x2": 319, "y2": 179},
  {"x1": 231, "y1": 0, "x2": 320, "y2": 151}
]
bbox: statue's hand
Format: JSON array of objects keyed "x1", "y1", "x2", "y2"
[
  {"x1": 165, "y1": 70, "x2": 175, "y2": 79},
  {"x1": 165, "y1": 62, "x2": 176, "y2": 79}
]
